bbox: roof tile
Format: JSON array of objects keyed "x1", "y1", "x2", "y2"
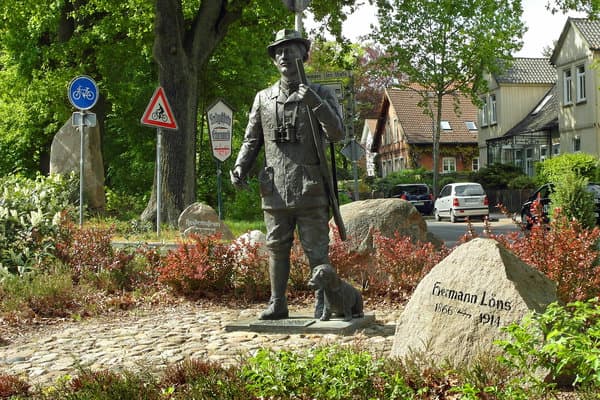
[
  {"x1": 386, "y1": 87, "x2": 478, "y2": 145},
  {"x1": 572, "y1": 18, "x2": 600, "y2": 50},
  {"x1": 495, "y1": 58, "x2": 556, "y2": 84}
]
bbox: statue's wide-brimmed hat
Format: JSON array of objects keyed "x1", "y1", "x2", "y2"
[{"x1": 267, "y1": 29, "x2": 311, "y2": 59}]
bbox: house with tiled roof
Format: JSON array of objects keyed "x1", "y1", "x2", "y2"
[
  {"x1": 371, "y1": 87, "x2": 479, "y2": 178},
  {"x1": 480, "y1": 18, "x2": 600, "y2": 175},
  {"x1": 550, "y1": 18, "x2": 600, "y2": 157},
  {"x1": 479, "y1": 57, "x2": 556, "y2": 173}
]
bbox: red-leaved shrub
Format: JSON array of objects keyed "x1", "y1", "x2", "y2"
[
  {"x1": 230, "y1": 235, "x2": 270, "y2": 300},
  {"x1": 55, "y1": 218, "x2": 134, "y2": 284},
  {"x1": 372, "y1": 231, "x2": 450, "y2": 299},
  {"x1": 0, "y1": 374, "x2": 29, "y2": 398},
  {"x1": 158, "y1": 233, "x2": 237, "y2": 297},
  {"x1": 467, "y1": 205, "x2": 600, "y2": 303}
]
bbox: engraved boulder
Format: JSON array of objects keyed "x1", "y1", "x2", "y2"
[
  {"x1": 390, "y1": 237, "x2": 557, "y2": 366},
  {"x1": 178, "y1": 202, "x2": 234, "y2": 240}
]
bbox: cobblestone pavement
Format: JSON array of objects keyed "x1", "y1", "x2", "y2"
[{"x1": 0, "y1": 301, "x2": 402, "y2": 388}]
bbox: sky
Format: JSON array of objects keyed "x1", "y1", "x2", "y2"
[{"x1": 307, "y1": 0, "x2": 586, "y2": 58}]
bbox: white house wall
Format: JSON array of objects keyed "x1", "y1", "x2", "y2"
[
  {"x1": 479, "y1": 84, "x2": 553, "y2": 165},
  {"x1": 554, "y1": 27, "x2": 600, "y2": 156}
]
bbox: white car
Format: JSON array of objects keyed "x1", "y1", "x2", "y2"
[{"x1": 434, "y1": 182, "x2": 489, "y2": 223}]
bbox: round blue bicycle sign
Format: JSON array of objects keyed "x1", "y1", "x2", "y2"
[{"x1": 68, "y1": 75, "x2": 99, "y2": 110}]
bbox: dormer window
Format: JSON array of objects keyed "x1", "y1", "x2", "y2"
[{"x1": 465, "y1": 121, "x2": 477, "y2": 130}]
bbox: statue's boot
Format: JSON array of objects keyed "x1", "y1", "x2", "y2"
[
  {"x1": 259, "y1": 256, "x2": 290, "y2": 320},
  {"x1": 314, "y1": 288, "x2": 324, "y2": 318}
]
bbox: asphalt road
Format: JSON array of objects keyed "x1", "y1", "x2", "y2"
[{"x1": 426, "y1": 214, "x2": 522, "y2": 247}]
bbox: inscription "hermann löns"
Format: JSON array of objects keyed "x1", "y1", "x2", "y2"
[{"x1": 431, "y1": 281, "x2": 512, "y2": 311}]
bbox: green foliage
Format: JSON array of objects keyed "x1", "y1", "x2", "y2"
[
  {"x1": 549, "y1": 172, "x2": 597, "y2": 229},
  {"x1": 471, "y1": 163, "x2": 528, "y2": 190},
  {"x1": 535, "y1": 153, "x2": 600, "y2": 185},
  {"x1": 0, "y1": 173, "x2": 77, "y2": 272},
  {"x1": 242, "y1": 346, "x2": 385, "y2": 399},
  {"x1": 374, "y1": 168, "x2": 432, "y2": 196},
  {"x1": 496, "y1": 298, "x2": 600, "y2": 391},
  {"x1": 223, "y1": 178, "x2": 263, "y2": 221},
  {"x1": 0, "y1": 267, "x2": 77, "y2": 318},
  {"x1": 507, "y1": 174, "x2": 536, "y2": 189}
]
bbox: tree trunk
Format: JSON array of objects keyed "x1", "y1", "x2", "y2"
[
  {"x1": 432, "y1": 93, "x2": 443, "y2": 198},
  {"x1": 141, "y1": 0, "x2": 244, "y2": 226}
]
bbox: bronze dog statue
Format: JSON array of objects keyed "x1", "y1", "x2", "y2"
[{"x1": 307, "y1": 264, "x2": 364, "y2": 321}]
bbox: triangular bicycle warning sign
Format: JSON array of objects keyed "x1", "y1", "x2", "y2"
[{"x1": 141, "y1": 86, "x2": 178, "y2": 130}]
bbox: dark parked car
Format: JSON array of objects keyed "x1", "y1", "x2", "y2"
[
  {"x1": 520, "y1": 182, "x2": 600, "y2": 228},
  {"x1": 391, "y1": 183, "x2": 434, "y2": 215}
]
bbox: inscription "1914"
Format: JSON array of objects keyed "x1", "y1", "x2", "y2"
[{"x1": 431, "y1": 281, "x2": 512, "y2": 328}]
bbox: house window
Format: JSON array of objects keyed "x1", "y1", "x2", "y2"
[
  {"x1": 573, "y1": 136, "x2": 581, "y2": 152},
  {"x1": 394, "y1": 157, "x2": 404, "y2": 171},
  {"x1": 552, "y1": 143, "x2": 560, "y2": 156},
  {"x1": 576, "y1": 65, "x2": 586, "y2": 103},
  {"x1": 442, "y1": 157, "x2": 456, "y2": 173},
  {"x1": 472, "y1": 157, "x2": 480, "y2": 171},
  {"x1": 440, "y1": 120, "x2": 451, "y2": 130},
  {"x1": 514, "y1": 149, "x2": 523, "y2": 171},
  {"x1": 480, "y1": 98, "x2": 488, "y2": 127},
  {"x1": 465, "y1": 121, "x2": 477, "y2": 131},
  {"x1": 490, "y1": 94, "x2": 497, "y2": 124},
  {"x1": 540, "y1": 145, "x2": 548, "y2": 161},
  {"x1": 563, "y1": 69, "x2": 573, "y2": 105},
  {"x1": 526, "y1": 148, "x2": 534, "y2": 177}
]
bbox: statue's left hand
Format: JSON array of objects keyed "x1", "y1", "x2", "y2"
[{"x1": 298, "y1": 84, "x2": 322, "y2": 109}]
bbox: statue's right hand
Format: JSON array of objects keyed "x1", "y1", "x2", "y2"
[{"x1": 230, "y1": 167, "x2": 248, "y2": 190}]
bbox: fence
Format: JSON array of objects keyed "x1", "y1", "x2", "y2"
[{"x1": 486, "y1": 189, "x2": 534, "y2": 214}]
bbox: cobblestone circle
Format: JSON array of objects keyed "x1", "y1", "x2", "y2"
[{"x1": 0, "y1": 302, "x2": 402, "y2": 389}]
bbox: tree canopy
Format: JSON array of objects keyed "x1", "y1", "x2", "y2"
[{"x1": 371, "y1": 0, "x2": 525, "y2": 195}]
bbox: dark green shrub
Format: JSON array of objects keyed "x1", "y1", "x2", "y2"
[
  {"x1": 549, "y1": 172, "x2": 596, "y2": 229},
  {"x1": 536, "y1": 153, "x2": 600, "y2": 185},
  {"x1": 226, "y1": 178, "x2": 262, "y2": 221},
  {"x1": 507, "y1": 174, "x2": 536, "y2": 189},
  {"x1": 471, "y1": 163, "x2": 526, "y2": 190},
  {"x1": 373, "y1": 168, "x2": 432, "y2": 196}
]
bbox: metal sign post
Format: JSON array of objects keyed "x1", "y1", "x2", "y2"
[
  {"x1": 156, "y1": 129, "x2": 163, "y2": 237},
  {"x1": 68, "y1": 75, "x2": 99, "y2": 227},
  {"x1": 207, "y1": 99, "x2": 233, "y2": 219},
  {"x1": 341, "y1": 140, "x2": 365, "y2": 201},
  {"x1": 141, "y1": 87, "x2": 178, "y2": 236}
]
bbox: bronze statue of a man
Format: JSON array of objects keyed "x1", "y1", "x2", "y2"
[{"x1": 230, "y1": 29, "x2": 345, "y2": 320}]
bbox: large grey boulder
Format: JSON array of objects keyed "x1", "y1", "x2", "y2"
[
  {"x1": 178, "y1": 202, "x2": 234, "y2": 240},
  {"x1": 334, "y1": 198, "x2": 438, "y2": 253},
  {"x1": 390, "y1": 238, "x2": 557, "y2": 366},
  {"x1": 50, "y1": 119, "x2": 105, "y2": 209}
]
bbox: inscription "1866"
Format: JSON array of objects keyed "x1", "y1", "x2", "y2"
[{"x1": 432, "y1": 281, "x2": 512, "y2": 328}]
